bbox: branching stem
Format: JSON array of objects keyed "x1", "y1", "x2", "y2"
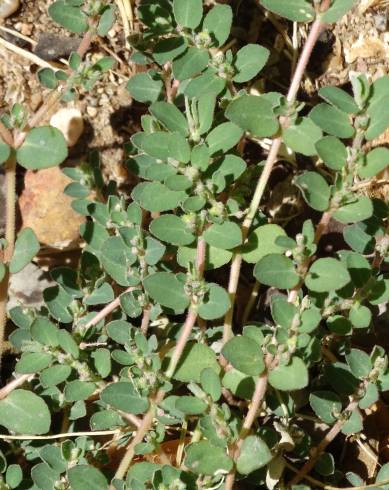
[
  {"x1": 288, "y1": 399, "x2": 359, "y2": 486},
  {"x1": 110, "y1": 237, "x2": 206, "y2": 486},
  {"x1": 222, "y1": 3, "x2": 330, "y2": 343}
]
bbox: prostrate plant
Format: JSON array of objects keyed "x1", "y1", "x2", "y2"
[{"x1": 0, "y1": 0, "x2": 388, "y2": 489}]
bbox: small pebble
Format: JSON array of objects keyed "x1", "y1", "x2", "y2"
[
  {"x1": 0, "y1": 0, "x2": 20, "y2": 19},
  {"x1": 50, "y1": 108, "x2": 84, "y2": 147},
  {"x1": 87, "y1": 106, "x2": 98, "y2": 118}
]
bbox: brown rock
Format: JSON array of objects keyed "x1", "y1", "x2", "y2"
[{"x1": 19, "y1": 167, "x2": 84, "y2": 250}]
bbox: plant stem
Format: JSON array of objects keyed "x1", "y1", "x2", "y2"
[
  {"x1": 0, "y1": 27, "x2": 96, "y2": 375},
  {"x1": 286, "y1": 461, "x2": 389, "y2": 490},
  {"x1": 140, "y1": 305, "x2": 151, "y2": 335},
  {"x1": 225, "y1": 371, "x2": 269, "y2": 490},
  {"x1": 14, "y1": 27, "x2": 95, "y2": 148},
  {"x1": 242, "y1": 280, "x2": 261, "y2": 325},
  {"x1": 110, "y1": 238, "x2": 206, "y2": 485},
  {"x1": 83, "y1": 286, "x2": 139, "y2": 330},
  {"x1": 288, "y1": 398, "x2": 359, "y2": 486},
  {"x1": 0, "y1": 429, "x2": 121, "y2": 440},
  {"x1": 0, "y1": 373, "x2": 32, "y2": 400},
  {"x1": 0, "y1": 154, "x2": 16, "y2": 368},
  {"x1": 222, "y1": 5, "x2": 329, "y2": 344}
]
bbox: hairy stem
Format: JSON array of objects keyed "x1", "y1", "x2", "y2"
[
  {"x1": 288, "y1": 399, "x2": 359, "y2": 486},
  {"x1": 110, "y1": 237, "x2": 206, "y2": 485},
  {"x1": 14, "y1": 28, "x2": 95, "y2": 148},
  {"x1": 225, "y1": 369, "x2": 269, "y2": 490},
  {"x1": 0, "y1": 154, "x2": 16, "y2": 369},
  {"x1": 83, "y1": 286, "x2": 138, "y2": 330},
  {"x1": 222, "y1": 6, "x2": 329, "y2": 343},
  {"x1": 0, "y1": 373, "x2": 32, "y2": 400}
]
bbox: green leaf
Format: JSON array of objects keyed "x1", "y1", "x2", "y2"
[
  {"x1": 58, "y1": 329, "x2": 79, "y2": 358},
  {"x1": 346, "y1": 348, "x2": 372, "y2": 379},
  {"x1": 349, "y1": 304, "x2": 371, "y2": 329},
  {"x1": 100, "y1": 382, "x2": 149, "y2": 414},
  {"x1": 203, "y1": 221, "x2": 242, "y2": 250},
  {"x1": 375, "y1": 463, "x2": 389, "y2": 490},
  {"x1": 127, "y1": 72, "x2": 163, "y2": 103},
  {"x1": 184, "y1": 71, "x2": 226, "y2": 99},
  {"x1": 271, "y1": 295, "x2": 297, "y2": 329},
  {"x1": 68, "y1": 465, "x2": 107, "y2": 490},
  {"x1": 203, "y1": 4, "x2": 232, "y2": 47},
  {"x1": 343, "y1": 223, "x2": 374, "y2": 254},
  {"x1": 200, "y1": 368, "x2": 221, "y2": 402},
  {"x1": 222, "y1": 336, "x2": 264, "y2": 376},
  {"x1": 65, "y1": 380, "x2": 95, "y2": 402},
  {"x1": 254, "y1": 254, "x2": 300, "y2": 289},
  {"x1": 173, "y1": 0, "x2": 202, "y2": 29},
  {"x1": 283, "y1": 117, "x2": 322, "y2": 156},
  {"x1": 185, "y1": 441, "x2": 232, "y2": 475},
  {"x1": 100, "y1": 237, "x2": 137, "y2": 288},
  {"x1": 305, "y1": 258, "x2": 351, "y2": 292},
  {"x1": 107, "y1": 320, "x2": 132, "y2": 344},
  {"x1": 173, "y1": 342, "x2": 219, "y2": 382},
  {"x1": 0, "y1": 138, "x2": 10, "y2": 164},
  {"x1": 0, "y1": 390, "x2": 51, "y2": 435},
  {"x1": 294, "y1": 171, "x2": 330, "y2": 211},
  {"x1": 205, "y1": 122, "x2": 243, "y2": 155},
  {"x1": 175, "y1": 396, "x2": 207, "y2": 415},
  {"x1": 233, "y1": 44, "x2": 269, "y2": 83},
  {"x1": 150, "y1": 215, "x2": 195, "y2": 246},
  {"x1": 319, "y1": 85, "x2": 359, "y2": 113},
  {"x1": 44, "y1": 286, "x2": 73, "y2": 323},
  {"x1": 206, "y1": 154, "x2": 246, "y2": 191},
  {"x1": 17, "y1": 126, "x2": 68, "y2": 170},
  {"x1": 6, "y1": 464, "x2": 22, "y2": 489},
  {"x1": 333, "y1": 196, "x2": 373, "y2": 224},
  {"x1": 9, "y1": 228, "x2": 39, "y2": 274},
  {"x1": 160, "y1": 171, "x2": 191, "y2": 190},
  {"x1": 40, "y1": 365, "x2": 72, "y2": 388},
  {"x1": 177, "y1": 244, "x2": 232, "y2": 270},
  {"x1": 145, "y1": 236, "x2": 165, "y2": 265},
  {"x1": 222, "y1": 369, "x2": 255, "y2": 399},
  {"x1": 225, "y1": 95, "x2": 278, "y2": 137},
  {"x1": 316, "y1": 136, "x2": 347, "y2": 170},
  {"x1": 84, "y1": 282, "x2": 114, "y2": 305},
  {"x1": 37, "y1": 67, "x2": 59, "y2": 90},
  {"x1": 153, "y1": 36, "x2": 188, "y2": 65},
  {"x1": 321, "y1": 0, "x2": 356, "y2": 23},
  {"x1": 173, "y1": 48, "x2": 209, "y2": 81},
  {"x1": 31, "y1": 463, "x2": 60, "y2": 490},
  {"x1": 135, "y1": 182, "x2": 186, "y2": 212},
  {"x1": 341, "y1": 409, "x2": 363, "y2": 435},
  {"x1": 48, "y1": 1, "x2": 88, "y2": 33},
  {"x1": 309, "y1": 391, "x2": 342, "y2": 424},
  {"x1": 359, "y1": 147, "x2": 389, "y2": 178},
  {"x1": 260, "y1": 0, "x2": 315, "y2": 22},
  {"x1": 51, "y1": 267, "x2": 82, "y2": 298},
  {"x1": 366, "y1": 96, "x2": 389, "y2": 141},
  {"x1": 237, "y1": 436, "x2": 272, "y2": 475},
  {"x1": 315, "y1": 453, "x2": 335, "y2": 477},
  {"x1": 31, "y1": 317, "x2": 59, "y2": 347},
  {"x1": 15, "y1": 352, "x2": 52, "y2": 374},
  {"x1": 268, "y1": 357, "x2": 308, "y2": 391},
  {"x1": 97, "y1": 5, "x2": 116, "y2": 36},
  {"x1": 309, "y1": 103, "x2": 354, "y2": 138},
  {"x1": 143, "y1": 272, "x2": 189, "y2": 311},
  {"x1": 198, "y1": 283, "x2": 230, "y2": 320},
  {"x1": 90, "y1": 410, "x2": 124, "y2": 430},
  {"x1": 149, "y1": 101, "x2": 188, "y2": 135}
]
